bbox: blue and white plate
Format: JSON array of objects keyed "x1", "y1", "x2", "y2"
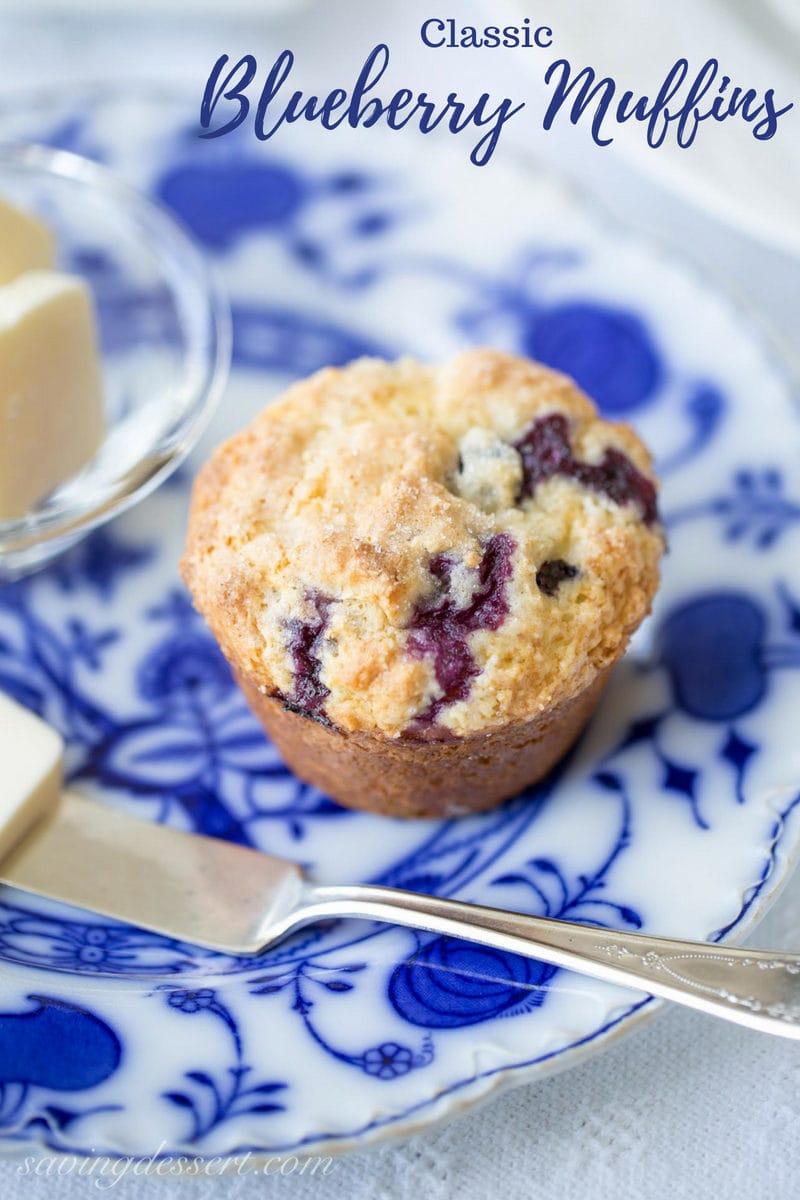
[{"x1": 1, "y1": 91, "x2": 799, "y2": 1161}]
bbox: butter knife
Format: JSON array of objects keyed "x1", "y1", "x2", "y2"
[{"x1": 2, "y1": 692, "x2": 800, "y2": 1039}]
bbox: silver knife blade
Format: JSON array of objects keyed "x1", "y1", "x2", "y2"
[{"x1": 0, "y1": 791, "x2": 304, "y2": 953}]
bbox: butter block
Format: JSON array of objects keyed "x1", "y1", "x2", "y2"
[
  {"x1": 0, "y1": 196, "x2": 55, "y2": 285},
  {"x1": 0, "y1": 692, "x2": 63, "y2": 861},
  {"x1": 0, "y1": 270, "x2": 105, "y2": 520}
]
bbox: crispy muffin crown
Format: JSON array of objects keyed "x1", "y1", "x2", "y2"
[{"x1": 182, "y1": 349, "x2": 664, "y2": 737}]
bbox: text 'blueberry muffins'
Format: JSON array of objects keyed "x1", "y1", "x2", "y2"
[{"x1": 182, "y1": 349, "x2": 664, "y2": 817}]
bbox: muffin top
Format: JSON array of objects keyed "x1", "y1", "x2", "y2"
[{"x1": 182, "y1": 349, "x2": 664, "y2": 739}]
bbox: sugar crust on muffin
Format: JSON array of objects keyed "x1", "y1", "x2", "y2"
[{"x1": 182, "y1": 349, "x2": 664, "y2": 740}]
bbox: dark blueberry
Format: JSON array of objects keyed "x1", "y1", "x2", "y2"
[
  {"x1": 407, "y1": 533, "x2": 516, "y2": 726},
  {"x1": 284, "y1": 592, "x2": 334, "y2": 718},
  {"x1": 575, "y1": 448, "x2": 658, "y2": 527},
  {"x1": 536, "y1": 559, "x2": 579, "y2": 597},
  {"x1": 462, "y1": 533, "x2": 517, "y2": 632},
  {"x1": 514, "y1": 414, "x2": 574, "y2": 494},
  {"x1": 513, "y1": 413, "x2": 658, "y2": 525},
  {"x1": 275, "y1": 695, "x2": 335, "y2": 729}
]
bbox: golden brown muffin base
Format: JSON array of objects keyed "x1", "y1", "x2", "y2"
[{"x1": 235, "y1": 667, "x2": 611, "y2": 819}]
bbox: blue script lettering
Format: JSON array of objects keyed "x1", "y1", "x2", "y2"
[
  {"x1": 200, "y1": 45, "x2": 525, "y2": 166},
  {"x1": 543, "y1": 56, "x2": 793, "y2": 147},
  {"x1": 201, "y1": 54, "x2": 257, "y2": 136}
]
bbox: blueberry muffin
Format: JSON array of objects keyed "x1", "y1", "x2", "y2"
[{"x1": 181, "y1": 349, "x2": 664, "y2": 817}]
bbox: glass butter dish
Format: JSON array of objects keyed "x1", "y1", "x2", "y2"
[{"x1": 0, "y1": 141, "x2": 230, "y2": 578}]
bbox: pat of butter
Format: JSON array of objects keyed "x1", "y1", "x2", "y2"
[
  {"x1": 0, "y1": 693, "x2": 63, "y2": 861},
  {"x1": 0, "y1": 270, "x2": 105, "y2": 520},
  {"x1": 0, "y1": 196, "x2": 55, "y2": 285}
]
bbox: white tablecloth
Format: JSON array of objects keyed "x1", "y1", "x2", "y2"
[{"x1": 1, "y1": 3, "x2": 798, "y2": 1196}]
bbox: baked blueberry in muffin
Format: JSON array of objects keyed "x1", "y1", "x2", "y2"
[{"x1": 182, "y1": 349, "x2": 664, "y2": 817}]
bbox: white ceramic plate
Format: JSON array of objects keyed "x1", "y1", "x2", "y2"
[{"x1": 0, "y1": 91, "x2": 799, "y2": 1160}]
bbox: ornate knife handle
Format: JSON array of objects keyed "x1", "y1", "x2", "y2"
[{"x1": 293, "y1": 884, "x2": 800, "y2": 1038}]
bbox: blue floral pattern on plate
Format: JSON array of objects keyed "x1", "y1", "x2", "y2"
[{"x1": 0, "y1": 92, "x2": 799, "y2": 1159}]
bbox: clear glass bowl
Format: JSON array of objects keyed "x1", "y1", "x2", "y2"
[{"x1": 0, "y1": 141, "x2": 231, "y2": 578}]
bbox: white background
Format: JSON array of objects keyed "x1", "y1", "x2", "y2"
[{"x1": 0, "y1": 3, "x2": 799, "y2": 1197}]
